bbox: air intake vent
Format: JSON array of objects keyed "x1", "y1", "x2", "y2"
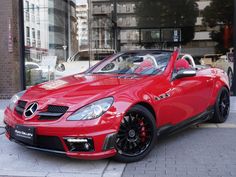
[
  {"x1": 47, "y1": 105, "x2": 69, "y2": 113},
  {"x1": 38, "y1": 105, "x2": 69, "y2": 120},
  {"x1": 15, "y1": 100, "x2": 27, "y2": 115}
]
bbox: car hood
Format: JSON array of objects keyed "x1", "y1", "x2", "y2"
[{"x1": 21, "y1": 74, "x2": 148, "y2": 111}]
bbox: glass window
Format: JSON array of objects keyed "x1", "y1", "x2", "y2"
[
  {"x1": 32, "y1": 28, "x2": 35, "y2": 39},
  {"x1": 26, "y1": 27, "x2": 30, "y2": 37},
  {"x1": 25, "y1": 1, "x2": 29, "y2": 12},
  {"x1": 23, "y1": 0, "x2": 78, "y2": 87},
  {"x1": 37, "y1": 30, "x2": 40, "y2": 40},
  {"x1": 31, "y1": 4, "x2": 34, "y2": 14}
]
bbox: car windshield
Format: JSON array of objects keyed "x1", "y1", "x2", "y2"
[
  {"x1": 72, "y1": 50, "x2": 115, "y2": 61},
  {"x1": 88, "y1": 51, "x2": 172, "y2": 75}
]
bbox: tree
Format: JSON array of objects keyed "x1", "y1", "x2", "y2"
[
  {"x1": 134, "y1": 0, "x2": 199, "y2": 48},
  {"x1": 202, "y1": 0, "x2": 233, "y2": 53}
]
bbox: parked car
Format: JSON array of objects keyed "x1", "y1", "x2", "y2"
[
  {"x1": 55, "y1": 49, "x2": 115, "y2": 79},
  {"x1": 4, "y1": 49, "x2": 230, "y2": 162},
  {"x1": 200, "y1": 53, "x2": 234, "y2": 89},
  {"x1": 25, "y1": 62, "x2": 42, "y2": 86},
  {"x1": 25, "y1": 62, "x2": 55, "y2": 85}
]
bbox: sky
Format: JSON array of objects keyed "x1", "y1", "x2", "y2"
[{"x1": 76, "y1": 0, "x2": 87, "y2": 5}]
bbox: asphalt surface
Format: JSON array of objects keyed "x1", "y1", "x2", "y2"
[{"x1": 0, "y1": 98, "x2": 235, "y2": 177}]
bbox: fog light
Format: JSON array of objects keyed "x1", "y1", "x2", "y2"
[
  {"x1": 67, "y1": 138, "x2": 88, "y2": 143},
  {"x1": 64, "y1": 137, "x2": 94, "y2": 152}
]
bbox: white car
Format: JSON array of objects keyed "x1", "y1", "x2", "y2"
[
  {"x1": 200, "y1": 53, "x2": 234, "y2": 89},
  {"x1": 55, "y1": 49, "x2": 115, "y2": 79},
  {"x1": 25, "y1": 62, "x2": 54, "y2": 84}
]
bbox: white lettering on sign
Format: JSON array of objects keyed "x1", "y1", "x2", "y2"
[{"x1": 15, "y1": 130, "x2": 33, "y2": 139}]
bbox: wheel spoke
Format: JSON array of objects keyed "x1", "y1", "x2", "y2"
[
  {"x1": 124, "y1": 116, "x2": 129, "y2": 126},
  {"x1": 128, "y1": 114, "x2": 134, "y2": 126}
]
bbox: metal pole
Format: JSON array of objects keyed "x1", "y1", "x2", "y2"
[
  {"x1": 113, "y1": 0, "x2": 117, "y2": 51},
  {"x1": 88, "y1": 0, "x2": 92, "y2": 67},
  {"x1": 19, "y1": 0, "x2": 26, "y2": 90},
  {"x1": 232, "y1": 0, "x2": 236, "y2": 95},
  {"x1": 68, "y1": 0, "x2": 71, "y2": 58}
]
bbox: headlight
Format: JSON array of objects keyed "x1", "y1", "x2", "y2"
[
  {"x1": 9, "y1": 90, "x2": 26, "y2": 111},
  {"x1": 67, "y1": 97, "x2": 114, "y2": 121}
]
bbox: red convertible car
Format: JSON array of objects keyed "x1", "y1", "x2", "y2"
[{"x1": 4, "y1": 49, "x2": 230, "y2": 162}]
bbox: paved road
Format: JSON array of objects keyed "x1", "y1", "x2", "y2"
[{"x1": 0, "y1": 98, "x2": 235, "y2": 177}]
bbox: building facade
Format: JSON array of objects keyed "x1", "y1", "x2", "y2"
[
  {"x1": 24, "y1": 0, "x2": 78, "y2": 63},
  {"x1": 90, "y1": 0, "x2": 220, "y2": 56},
  {"x1": 76, "y1": 3, "x2": 89, "y2": 50}
]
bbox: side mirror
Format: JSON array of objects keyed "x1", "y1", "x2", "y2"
[{"x1": 175, "y1": 69, "x2": 196, "y2": 79}]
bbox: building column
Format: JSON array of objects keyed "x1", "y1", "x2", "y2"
[
  {"x1": 233, "y1": 0, "x2": 236, "y2": 96},
  {"x1": 0, "y1": 0, "x2": 21, "y2": 99}
]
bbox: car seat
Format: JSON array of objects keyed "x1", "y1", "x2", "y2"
[
  {"x1": 134, "y1": 55, "x2": 157, "y2": 74},
  {"x1": 175, "y1": 59, "x2": 191, "y2": 71}
]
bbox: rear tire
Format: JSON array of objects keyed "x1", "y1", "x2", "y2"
[
  {"x1": 228, "y1": 69, "x2": 233, "y2": 90},
  {"x1": 211, "y1": 87, "x2": 230, "y2": 123},
  {"x1": 113, "y1": 105, "x2": 157, "y2": 163}
]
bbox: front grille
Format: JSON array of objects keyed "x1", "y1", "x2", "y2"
[
  {"x1": 48, "y1": 105, "x2": 69, "y2": 113},
  {"x1": 15, "y1": 100, "x2": 27, "y2": 115},
  {"x1": 38, "y1": 105, "x2": 69, "y2": 120}
]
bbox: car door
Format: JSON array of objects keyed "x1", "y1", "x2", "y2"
[{"x1": 153, "y1": 70, "x2": 214, "y2": 127}]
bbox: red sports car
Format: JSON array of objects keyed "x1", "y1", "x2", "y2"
[{"x1": 4, "y1": 49, "x2": 230, "y2": 162}]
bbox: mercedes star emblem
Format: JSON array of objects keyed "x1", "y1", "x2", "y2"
[{"x1": 24, "y1": 102, "x2": 38, "y2": 118}]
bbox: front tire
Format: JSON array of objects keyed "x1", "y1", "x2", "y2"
[
  {"x1": 114, "y1": 105, "x2": 157, "y2": 163},
  {"x1": 211, "y1": 87, "x2": 230, "y2": 123}
]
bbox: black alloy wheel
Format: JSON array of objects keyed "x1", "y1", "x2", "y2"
[
  {"x1": 211, "y1": 87, "x2": 230, "y2": 123},
  {"x1": 114, "y1": 105, "x2": 157, "y2": 162}
]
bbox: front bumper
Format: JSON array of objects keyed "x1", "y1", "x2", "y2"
[{"x1": 4, "y1": 107, "x2": 119, "y2": 160}]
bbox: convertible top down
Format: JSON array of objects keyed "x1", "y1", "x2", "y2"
[{"x1": 4, "y1": 49, "x2": 230, "y2": 162}]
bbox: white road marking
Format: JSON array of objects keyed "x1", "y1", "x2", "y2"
[{"x1": 192, "y1": 123, "x2": 236, "y2": 128}]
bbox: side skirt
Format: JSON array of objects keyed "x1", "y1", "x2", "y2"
[{"x1": 157, "y1": 107, "x2": 214, "y2": 136}]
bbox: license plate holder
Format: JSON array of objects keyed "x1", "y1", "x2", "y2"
[{"x1": 13, "y1": 125, "x2": 35, "y2": 145}]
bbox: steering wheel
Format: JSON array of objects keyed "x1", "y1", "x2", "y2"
[{"x1": 181, "y1": 54, "x2": 196, "y2": 68}]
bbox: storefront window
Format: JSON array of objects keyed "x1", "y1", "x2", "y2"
[{"x1": 23, "y1": 0, "x2": 78, "y2": 87}]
